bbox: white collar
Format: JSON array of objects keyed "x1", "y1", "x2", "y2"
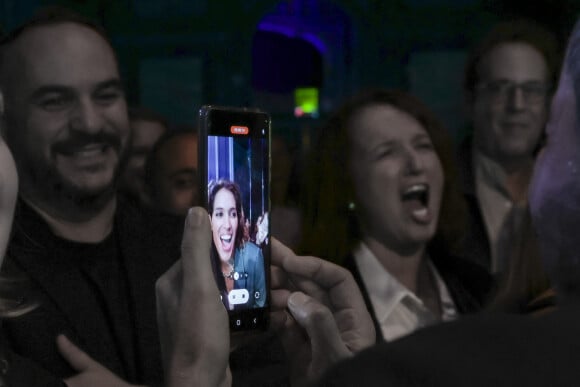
[{"x1": 353, "y1": 242, "x2": 457, "y2": 325}]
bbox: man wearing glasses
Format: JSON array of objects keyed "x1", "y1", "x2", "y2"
[{"x1": 459, "y1": 20, "x2": 561, "y2": 274}]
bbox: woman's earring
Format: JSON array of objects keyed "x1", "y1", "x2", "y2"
[{"x1": 348, "y1": 201, "x2": 356, "y2": 211}]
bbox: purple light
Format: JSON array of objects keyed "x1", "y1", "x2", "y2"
[{"x1": 257, "y1": 21, "x2": 327, "y2": 54}]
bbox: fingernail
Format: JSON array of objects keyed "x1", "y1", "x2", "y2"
[
  {"x1": 288, "y1": 291, "x2": 308, "y2": 308},
  {"x1": 187, "y1": 207, "x2": 203, "y2": 227}
]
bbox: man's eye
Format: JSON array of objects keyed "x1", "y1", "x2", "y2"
[
  {"x1": 172, "y1": 178, "x2": 194, "y2": 190},
  {"x1": 523, "y1": 84, "x2": 548, "y2": 97},
  {"x1": 95, "y1": 90, "x2": 122, "y2": 105},
  {"x1": 488, "y1": 82, "x2": 509, "y2": 93},
  {"x1": 39, "y1": 96, "x2": 70, "y2": 111}
]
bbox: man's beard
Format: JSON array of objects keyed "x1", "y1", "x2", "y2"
[{"x1": 20, "y1": 131, "x2": 129, "y2": 211}]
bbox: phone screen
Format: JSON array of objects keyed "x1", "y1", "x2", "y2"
[{"x1": 199, "y1": 106, "x2": 270, "y2": 331}]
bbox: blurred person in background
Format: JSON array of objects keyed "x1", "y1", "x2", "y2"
[
  {"x1": 144, "y1": 129, "x2": 199, "y2": 216},
  {"x1": 459, "y1": 20, "x2": 560, "y2": 274},
  {"x1": 119, "y1": 107, "x2": 168, "y2": 208}
]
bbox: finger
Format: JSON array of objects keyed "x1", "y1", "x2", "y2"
[
  {"x1": 271, "y1": 238, "x2": 296, "y2": 268},
  {"x1": 269, "y1": 310, "x2": 289, "y2": 332},
  {"x1": 156, "y1": 259, "x2": 181, "y2": 296},
  {"x1": 56, "y1": 334, "x2": 101, "y2": 372},
  {"x1": 272, "y1": 239, "x2": 364, "y2": 311},
  {"x1": 156, "y1": 260, "x2": 182, "y2": 312},
  {"x1": 175, "y1": 206, "x2": 228, "y2": 333},
  {"x1": 270, "y1": 265, "x2": 287, "y2": 289},
  {"x1": 271, "y1": 288, "x2": 292, "y2": 310},
  {"x1": 180, "y1": 207, "x2": 217, "y2": 296},
  {"x1": 286, "y1": 292, "x2": 350, "y2": 364},
  {"x1": 272, "y1": 239, "x2": 349, "y2": 290}
]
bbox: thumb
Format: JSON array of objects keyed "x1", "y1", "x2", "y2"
[
  {"x1": 287, "y1": 292, "x2": 351, "y2": 367},
  {"x1": 56, "y1": 334, "x2": 102, "y2": 372},
  {"x1": 180, "y1": 207, "x2": 215, "y2": 294}
]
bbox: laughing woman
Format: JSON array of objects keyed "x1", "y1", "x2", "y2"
[{"x1": 300, "y1": 89, "x2": 492, "y2": 341}]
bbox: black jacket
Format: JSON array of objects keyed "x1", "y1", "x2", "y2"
[
  {"x1": 321, "y1": 306, "x2": 580, "y2": 387},
  {"x1": 456, "y1": 137, "x2": 492, "y2": 271},
  {"x1": 1, "y1": 198, "x2": 183, "y2": 385}
]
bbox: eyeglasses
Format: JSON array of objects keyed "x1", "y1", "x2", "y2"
[{"x1": 476, "y1": 80, "x2": 551, "y2": 105}]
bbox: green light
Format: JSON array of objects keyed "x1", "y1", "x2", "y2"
[{"x1": 294, "y1": 87, "x2": 319, "y2": 116}]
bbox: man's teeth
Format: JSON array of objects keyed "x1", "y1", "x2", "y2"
[{"x1": 73, "y1": 144, "x2": 106, "y2": 156}]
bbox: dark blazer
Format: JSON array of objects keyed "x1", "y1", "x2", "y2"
[
  {"x1": 344, "y1": 249, "x2": 493, "y2": 342},
  {"x1": 2, "y1": 198, "x2": 183, "y2": 385},
  {"x1": 321, "y1": 306, "x2": 580, "y2": 387},
  {"x1": 456, "y1": 137, "x2": 492, "y2": 271}
]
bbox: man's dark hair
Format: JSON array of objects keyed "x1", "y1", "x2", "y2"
[{"x1": 464, "y1": 19, "x2": 562, "y2": 98}]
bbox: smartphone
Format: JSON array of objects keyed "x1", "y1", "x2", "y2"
[{"x1": 198, "y1": 105, "x2": 270, "y2": 331}]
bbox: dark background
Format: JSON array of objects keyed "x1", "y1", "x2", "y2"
[{"x1": 0, "y1": 0, "x2": 578, "y2": 147}]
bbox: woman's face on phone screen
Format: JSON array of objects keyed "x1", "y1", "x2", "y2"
[{"x1": 211, "y1": 188, "x2": 239, "y2": 263}]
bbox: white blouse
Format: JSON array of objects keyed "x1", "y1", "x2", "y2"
[{"x1": 353, "y1": 242, "x2": 458, "y2": 342}]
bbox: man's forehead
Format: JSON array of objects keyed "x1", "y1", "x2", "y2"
[
  {"x1": 480, "y1": 42, "x2": 548, "y2": 81},
  {"x1": 3, "y1": 22, "x2": 118, "y2": 85}
]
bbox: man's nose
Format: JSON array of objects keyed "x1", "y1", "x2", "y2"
[
  {"x1": 507, "y1": 86, "x2": 526, "y2": 111},
  {"x1": 69, "y1": 98, "x2": 104, "y2": 133}
]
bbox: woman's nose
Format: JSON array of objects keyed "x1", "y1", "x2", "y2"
[{"x1": 405, "y1": 149, "x2": 424, "y2": 174}]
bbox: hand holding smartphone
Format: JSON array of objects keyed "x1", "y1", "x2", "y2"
[{"x1": 198, "y1": 106, "x2": 270, "y2": 331}]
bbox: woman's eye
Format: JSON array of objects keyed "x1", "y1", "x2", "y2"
[{"x1": 376, "y1": 147, "x2": 394, "y2": 159}]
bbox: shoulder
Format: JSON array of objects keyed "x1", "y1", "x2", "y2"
[
  {"x1": 237, "y1": 242, "x2": 263, "y2": 261},
  {"x1": 239, "y1": 242, "x2": 262, "y2": 255},
  {"x1": 321, "y1": 312, "x2": 562, "y2": 387},
  {"x1": 432, "y1": 253, "x2": 494, "y2": 311}
]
